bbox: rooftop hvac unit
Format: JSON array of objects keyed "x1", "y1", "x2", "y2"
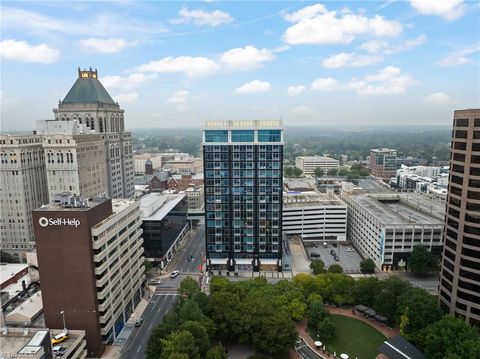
[
  {"x1": 23, "y1": 328, "x2": 29, "y2": 336},
  {"x1": 2, "y1": 327, "x2": 8, "y2": 335}
]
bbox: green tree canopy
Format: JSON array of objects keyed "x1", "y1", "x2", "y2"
[
  {"x1": 353, "y1": 277, "x2": 380, "y2": 307},
  {"x1": 310, "y1": 259, "x2": 326, "y2": 274},
  {"x1": 327, "y1": 168, "x2": 338, "y2": 176},
  {"x1": 408, "y1": 246, "x2": 439, "y2": 276},
  {"x1": 160, "y1": 331, "x2": 199, "y2": 359},
  {"x1": 313, "y1": 167, "x2": 324, "y2": 178},
  {"x1": 328, "y1": 264, "x2": 343, "y2": 273},
  {"x1": 179, "y1": 277, "x2": 201, "y2": 299},
  {"x1": 360, "y1": 258, "x2": 376, "y2": 274},
  {"x1": 284, "y1": 166, "x2": 303, "y2": 178},
  {"x1": 180, "y1": 321, "x2": 210, "y2": 356},
  {"x1": 317, "y1": 317, "x2": 336, "y2": 342},
  {"x1": 206, "y1": 345, "x2": 227, "y2": 359}
]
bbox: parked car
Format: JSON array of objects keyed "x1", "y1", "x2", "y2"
[
  {"x1": 346, "y1": 247, "x2": 355, "y2": 252},
  {"x1": 170, "y1": 270, "x2": 180, "y2": 278},
  {"x1": 332, "y1": 242, "x2": 338, "y2": 248},
  {"x1": 313, "y1": 242, "x2": 319, "y2": 248},
  {"x1": 53, "y1": 345, "x2": 67, "y2": 357},
  {"x1": 52, "y1": 333, "x2": 68, "y2": 345},
  {"x1": 330, "y1": 249, "x2": 336, "y2": 256},
  {"x1": 310, "y1": 252, "x2": 321, "y2": 259},
  {"x1": 135, "y1": 318, "x2": 144, "y2": 327},
  {"x1": 334, "y1": 256, "x2": 340, "y2": 261},
  {"x1": 322, "y1": 242, "x2": 328, "y2": 248}
]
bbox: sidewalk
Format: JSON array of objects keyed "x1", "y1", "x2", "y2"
[{"x1": 101, "y1": 289, "x2": 154, "y2": 359}]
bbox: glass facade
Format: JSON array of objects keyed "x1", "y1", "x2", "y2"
[
  {"x1": 205, "y1": 130, "x2": 228, "y2": 142},
  {"x1": 203, "y1": 126, "x2": 283, "y2": 272}
]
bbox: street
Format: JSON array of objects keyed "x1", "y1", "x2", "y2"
[{"x1": 120, "y1": 222, "x2": 205, "y2": 359}]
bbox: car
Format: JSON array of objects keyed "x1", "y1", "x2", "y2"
[
  {"x1": 148, "y1": 279, "x2": 158, "y2": 285},
  {"x1": 313, "y1": 242, "x2": 319, "y2": 248},
  {"x1": 332, "y1": 242, "x2": 338, "y2": 248},
  {"x1": 51, "y1": 332, "x2": 68, "y2": 345},
  {"x1": 346, "y1": 247, "x2": 355, "y2": 252},
  {"x1": 53, "y1": 345, "x2": 67, "y2": 357},
  {"x1": 334, "y1": 256, "x2": 340, "y2": 261},
  {"x1": 310, "y1": 252, "x2": 321, "y2": 259},
  {"x1": 170, "y1": 270, "x2": 180, "y2": 278},
  {"x1": 135, "y1": 318, "x2": 144, "y2": 327},
  {"x1": 322, "y1": 242, "x2": 328, "y2": 248},
  {"x1": 330, "y1": 249, "x2": 336, "y2": 256}
]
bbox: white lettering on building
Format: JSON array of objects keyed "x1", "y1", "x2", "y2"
[{"x1": 38, "y1": 216, "x2": 81, "y2": 228}]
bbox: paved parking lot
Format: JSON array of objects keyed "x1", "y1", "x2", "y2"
[{"x1": 305, "y1": 243, "x2": 363, "y2": 273}]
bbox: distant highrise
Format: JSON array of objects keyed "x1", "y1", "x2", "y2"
[
  {"x1": 0, "y1": 135, "x2": 48, "y2": 261},
  {"x1": 203, "y1": 120, "x2": 284, "y2": 272},
  {"x1": 370, "y1": 148, "x2": 397, "y2": 178},
  {"x1": 51, "y1": 68, "x2": 134, "y2": 198},
  {"x1": 439, "y1": 108, "x2": 480, "y2": 326}
]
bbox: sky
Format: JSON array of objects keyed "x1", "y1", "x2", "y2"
[{"x1": 1, "y1": 0, "x2": 479, "y2": 130}]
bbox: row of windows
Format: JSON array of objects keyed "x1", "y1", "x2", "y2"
[{"x1": 205, "y1": 130, "x2": 282, "y2": 143}]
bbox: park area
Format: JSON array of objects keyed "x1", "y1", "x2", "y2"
[{"x1": 323, "y1": 315, "x2": 386, "y2": 359}]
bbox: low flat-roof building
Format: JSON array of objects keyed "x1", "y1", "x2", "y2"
[
  {"x1": 295, "y1": 156, "x2": 339, "y2": 175},
  {"x1": 344, "y1": 193, "x2": 445, "y2": 270},
  {"x1": 140, "y1": 193, "x2": 189, "y2": 268},
  {"x1": 283, "y1": 192, "x2": 347, "y2": 243}
]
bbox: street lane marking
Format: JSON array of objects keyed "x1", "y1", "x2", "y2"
[
  {"x1": 148, "y1": 324, "x2": 152, "y2": 331},
  {"x1": 137, "y1": 344, "x2": 142, "y2": 353}
]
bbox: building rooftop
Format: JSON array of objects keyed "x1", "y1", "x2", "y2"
[
  {"x1": 1, "y1": 264, "x2": 28, "y2": 284},
  {"x1": 284, "y1": 178, "x2": 316, "y2": 191},
  {"x1": 140, "y1": 193, "x2": 186, "y2": 221},
  {"x1": 204, "y1": 120, "x2": 282, "y2": 129},
  {"x1": 297, "y1": 156, "x2": 338, "y2": 161},
  {"x1": 33, "y1": 194, "x2": 109, "y2": 212},
  {"x1": 5, "y1": 291, "x2": 43, "y2": 325},
  {"x1": 62, "y1": 69, "x2": 116, "y2": 105},
  {"x1": 283, "y1": 191, "x2": 345, "y2": 207},
  {"x1": 371, "y1": 148, "x2": 397, "y2": 153},
  {"x1": 349, "y1": 193, "x2": 445, "y2": 225}
]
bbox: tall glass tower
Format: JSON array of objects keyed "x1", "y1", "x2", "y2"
[{"x1": 203, "y1": 120, "x2": 284, "y2": 272}]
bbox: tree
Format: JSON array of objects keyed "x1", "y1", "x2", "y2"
[
  {"x1": 160, "y1": 331, "x2": 199, "y2": 359},
  {"x1": 0, "y1": 251, "x2": 19, "y2": 263},
  {"x1": 420, "y1": 316, "x2": 480, "y2": 359},
  {"x1": 337, "y1": 167, "x2": 349, "y2": 177},
  {"x1": 360, "y1": 258, "x2": 375, "y2": 274},
  {"x1": 408, "y1": 246, "x2": 439, "y2": 276},
  {"x1": 373, "y1": 276, "x2": 410, "y2": 323},
  {"x1": 206, "y1": 345, "x2": 227, "y2": 359},
  {"x1": 327, "y1": 168, "x2": 338, "y2": 176},
  {"x1": 179, "y1": 277, "x2": 200, "y2": 299},
  {"x1": 317, "y1": 317, "x2": 336, "y2": 342},
  {"x1": 180, "y1": 321, "x2": 210, "y2": 356},
  {"x1": 252, "y1": 311, "x2": 298, "y2": 354},
  {"x1": 144, "y1": 260, "x2": 153, "y2": 273},
  {"x1": 167, "y1": 354, "x2": 189, "y2": 359},
  {"x1": 310, "y1": 259, "x2": 326, "y2": 274},
  {"x1": 307, "y1": 299, "x2": 325, "y2": 331},
  {"x1": 284, "y1": 166, "x2": 303, "y2": 178},
  {"x1": 354, "y1": 277, "x2": 380, "y2": 307},
  {"x1": 313, "y1": 167, "x2": 324, "y2": 178},
  {"x1": 192, "y1": 291, "x2": 209, "y2": 313},
  {"x1": 328, "y1": 264, "x2": 343, "y2": 273},
  {"x1": 287, "y1": 298, "x2": 307, "y2": 321}
]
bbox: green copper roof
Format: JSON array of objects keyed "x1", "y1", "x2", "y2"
[{"x1": 62, "y1": 73, "x2": 116, "y2": 105}]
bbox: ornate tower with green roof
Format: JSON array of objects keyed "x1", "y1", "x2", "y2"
[{"x1": 51, "y1": 68, "x2": 134, "y2": 198}]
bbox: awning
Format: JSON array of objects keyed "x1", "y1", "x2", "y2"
[
  {"x1": 210, "y1": 258, "x2": 228, "y2": 264},
  {"x1": 235, "y1": 259, "x2": 253, "y2": 265},
  {"x1": 260, "y1": 259, "x2": 278, "y2": 265}
]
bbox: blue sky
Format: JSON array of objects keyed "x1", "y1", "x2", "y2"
[{"x1": 1, "y1": 0, "x2": 479, "y2": 130}]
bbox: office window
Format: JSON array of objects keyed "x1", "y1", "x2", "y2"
[
  {"x1": 258, "y1": 130, "x2": 281, "y2": 142},
  {"x1": 205, "y1": 130, "x2": 228, "y2": 142},
  {"x1": 231, "y1": 130, "x2": 254, "y2": 142}
]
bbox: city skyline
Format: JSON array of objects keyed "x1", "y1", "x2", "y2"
[{"x1": 1, "y1": 1, "x2": 479, "y2": 130}]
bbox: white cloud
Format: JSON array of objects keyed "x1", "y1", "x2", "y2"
[
  {"x1": 436, "y1": 44, "x2": 480, "y2": 66},
  {"x1": 136, "y1": 56, "x2": 219, "y2": 78},
  {"x1": 0, "y1": 39, "x2": 59, "y2": 63},
  {"x1": 360, "y1": 35, "x2": 426, "y2": 55},
  {"x1": 101, "y1": 73, "x2": 155, "y2": 91},
  {"x1": 1, "y1": 7, "x2": 167, "y2": 37},
  {"x1": 236, "y1": 80, "x2": 271, "y2": 94},
  {"x1": 311, "y1": 77, "x2": 341, "y2": 91},
  {"x1": 114, "y1": 93, "x2": 138, "y2": 103},
  {"x1": 347, "y1": 66, "x2": 416, "y2": 95},
  {"x1": 423, "y1": 92, "x2": 457, "y2": 104},
  {"x1": 287, "y1": 85, "x2": 306, "y2": 96},
  {"x1": 79, "y1": 38, "x2": 136, "y2": 54},
  {"x1": 322, "y1": 53, "x2": 383, "y2": 68},
  {"x1": 283, "y1": 4, "x2": 402, "y2": 45},
  {"x1": 410, "y1": 0, "x2": 465, "y2": 20},
  {"x1": 291, "y1": 105, "x2": 313, "y2": 114},
  {"x1": 221, "y1": 46, "x2": 273, "y2": 71},
  {"x1": 172, "y1": 6, "x2": 233, "y2": 27},
  {"x1": 166, "y1": 90, "x2": 189, "y2": 104}
]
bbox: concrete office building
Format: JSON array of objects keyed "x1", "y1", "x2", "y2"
[
  {"x1": 344, "y1": 193, "x2": 444, "y2": 270},
  {"x1": 370, "y1": 148, "x2": 398, "y2": 178},
  {"x1": 295, "y1": 156, "x2": 339, "y2": 175},
  {"x1": 49, "y1": 68, "x2": 134, "y2": 198},
  {"x1": 439, "y1": 109, "x2": 480, "y2": 325},
  {"x1": 38, "y1": 120, "x2": 108, "y2": 201},
  {"x1": 203, "y1": 120, "x2": 284, "y2": 272},
  {"x1": 283, "y1": 192, "x2": 347, "y2": 242},
  {"x1": 33, "y1": 195, "x2": 144, "y2": 357},
  {"x1": 140, "y1": 193, "x2": 188, "y2": 268},
  {"x1": 0, "y1": 135, "x2": 48, "y2": 262},
  {"x1": 185, "y1": 187, "x2": 204, "y2": 210}
]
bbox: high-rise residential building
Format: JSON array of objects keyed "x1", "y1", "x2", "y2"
[
  {"x1": 370, "y1": 148, "x2": 398, "y2": 178},
  {"x1": 295, "y1": 156, "x2": 339, "y2": 175},
  {"x1": 0, "y1": 135, "x2": 48, "y2": 262},
  {"x1": 51, "y1": 68, "x2": 134, "y2": 198},
  {"x1": 32, "y1": 195, "x2": 144, "y2": 357},
  {"x1": 203, "y1": 120, "x2": 284, "y2": 272},
  {"x1": 37, "y1": 120, "x2": 108, "y2": 201},
  {"x1": 439, "y1": 108, "x2": 480, "y2": 325}
]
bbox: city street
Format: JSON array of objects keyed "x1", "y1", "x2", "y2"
[{"x1": 120, "y1": 222, "x2": 205, "y2": 359}]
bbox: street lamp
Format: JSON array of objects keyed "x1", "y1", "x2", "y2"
[{"x1": 60, "y1": 310, "x2": 67, "y2": 333}]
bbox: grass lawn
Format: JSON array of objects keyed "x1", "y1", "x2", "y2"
[{"x1": 320, "y1": 315, "x2": 386, "y2": 359}]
